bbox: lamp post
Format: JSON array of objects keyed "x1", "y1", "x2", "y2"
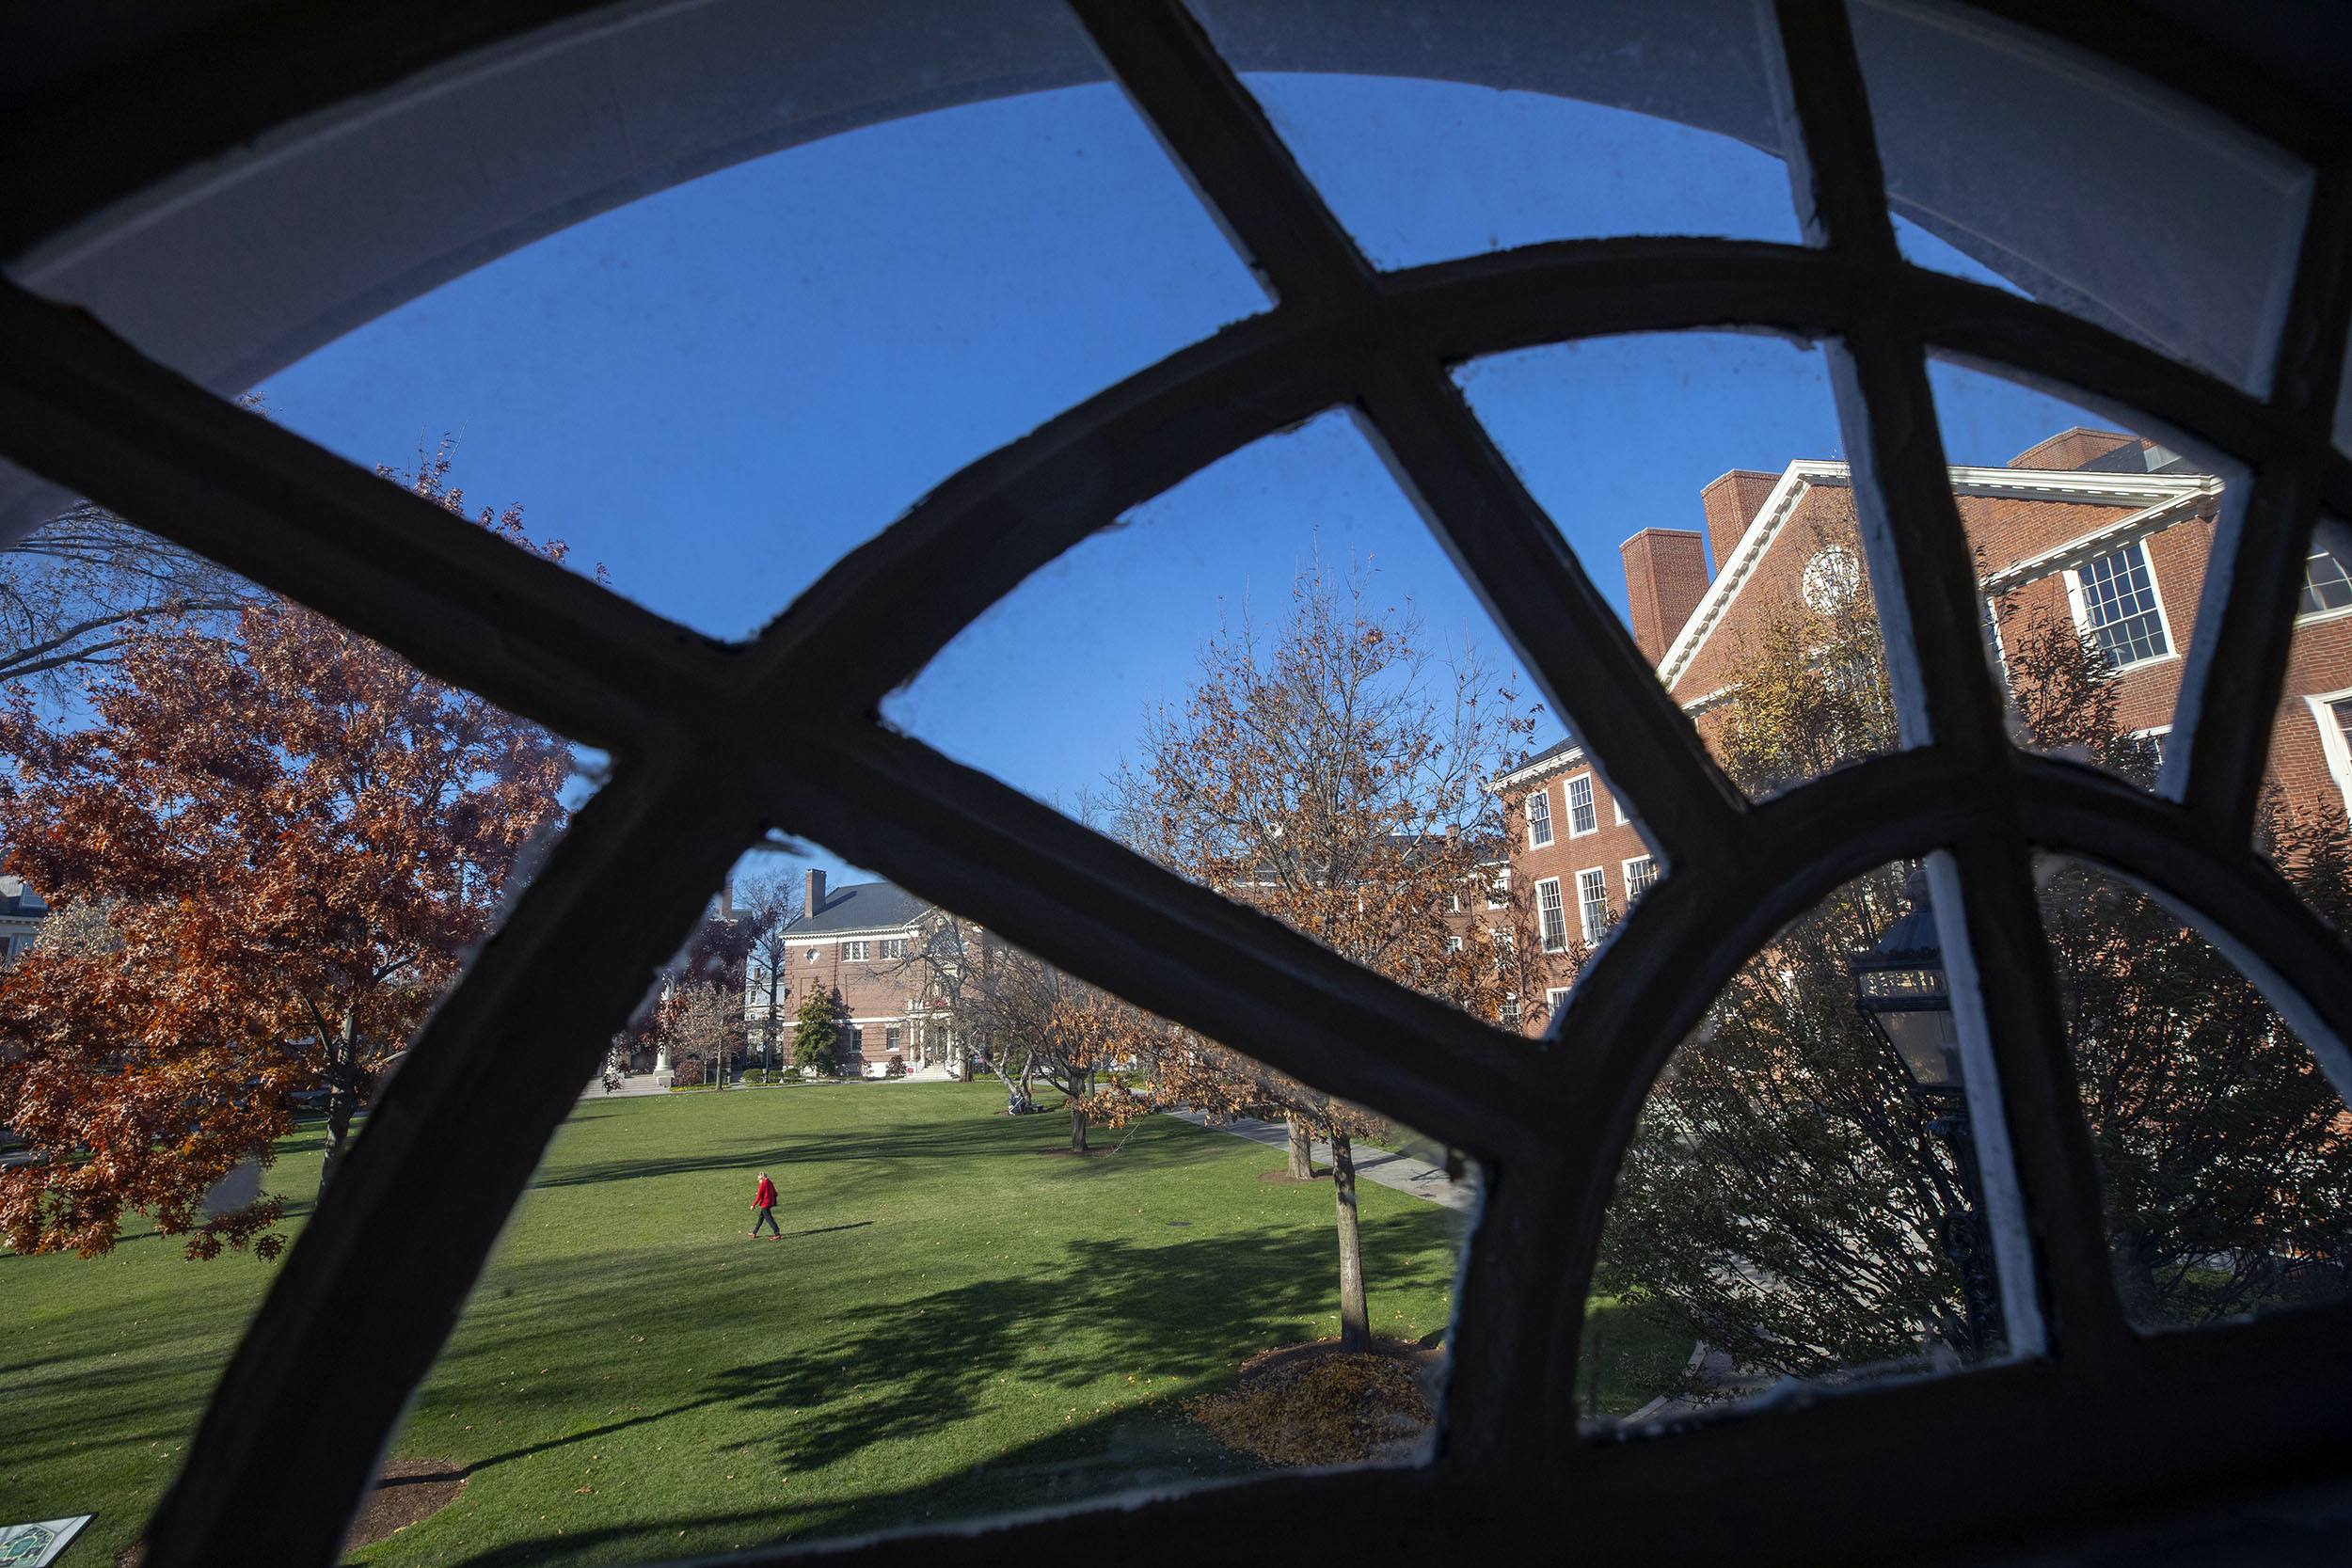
[{"x1": 1853, "y1": 871, "x2": 2002, "y2": 1361}]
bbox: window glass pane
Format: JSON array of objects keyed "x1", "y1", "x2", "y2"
[
  {"x1": 0, "y1": 1, "x2": 1141, "y2": 543},
  {"x1": 885, "y1": 411, "x2": 1559, "y2": 1033},
  {"x1": 1460, "y1": 332, "x2": 1898, "y2": 802},
  {"x1": 1930, "y1": 357, "x2": 2242, "y2": 793},
  {"x1": 1181, "y1": 0, "x2": 1801, "y2": 270},
  {"x1": 1584, "y1": 861, "x2": 2022, "y2": 1426},
  {"x1": 363, "y1": 850, "x2": 1477, "y2": 1559},
  {"x1": 257, "y1": 2, "x2": 1264, "y2": 643},
  {"x1": 2265, "y1": 514, "x2": 2352, "y2": 940},
  {"x1": 0, "y1": 497, "x2": 596, "y2": 1567},
  {"x1": 1851, "y1": 0, "x2": 2311, "y2": 396},
  {"x1": 2034, "y1": 856, "x2": 2352, "y2": 1330}
]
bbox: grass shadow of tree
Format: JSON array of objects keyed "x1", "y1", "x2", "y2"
[{"x1": 706, "y1": 1211, "x2": 1455, "y2": 1481}]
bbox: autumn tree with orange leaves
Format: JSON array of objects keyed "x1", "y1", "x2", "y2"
[
  {"x1": 0, "y1": 462, "x2": 572, "y2": 1260},
  {"x1": 1106, "y1": 556, "x2": 1542, "y2": 1351}
]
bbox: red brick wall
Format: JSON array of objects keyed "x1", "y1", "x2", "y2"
[
  {"x1": 788, "y1": 931, "x2": 931, "y2": 1071},
  {"x1": 2008, "y1": 427, "x2": 2140, "y2": 470},
  {"x1": 2270, "y1": 611, "x2": 2352, "y2": 822},
  {"x1": 1506, "y1": 766, "x2": 1656, "y2": 1026},
  {"x1": 1671, "y1": 485, "x2": 1858, "y2": 704},
  {"x1": 1952, "y1": 493, "x2": 2139, "y2": 571},
  {"x1": 1622, "y1": 529, "x2": 1711, "y2": 663},
  {"x1": 1701, "y1": 469, "x2": 1780, "y2": 576}
]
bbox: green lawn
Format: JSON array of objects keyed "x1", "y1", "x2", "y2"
[{"x1": 3, "y1": 1083, "x2": 1471, "y2": 1564}]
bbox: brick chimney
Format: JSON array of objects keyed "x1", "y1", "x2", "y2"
[
  {"x1": 2008, "y1": 427, "x2": 2137, "y2": 470},
  {"x1": 1621, "y1": 529, "x2": 1711, "y2": 665},
  {"x1": 804, "y1": 868, "x2": 826, "y2": 919},
  {"x1": 1700, "y1": 469, "x2": 1779, "y2": 575}
]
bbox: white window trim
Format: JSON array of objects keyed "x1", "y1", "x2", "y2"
[
  {"x1": 1565, "y1": 770, "x2": 1599, "y2": 837},
  {"x1": 1623, "y1": 855, "x2": 1658, "y2": 901},
  {"x1": 2063, "y1": 538, "x2": 2178, "y2": 673},
  {"x1": 1575, "y1": 865, "x2": 1610, "y2": 946},
  {"x1": 843, "y1": 939, "x2": 870, "y2": 961},
  {"x1": 1525, "y1": 784, "x2": 1554, "y2": 848},
  {"x1": 1534, "y1": 876, "x2": 1567, "y2": 953},
  {"x1": 1544, "y1": 986, "x2": 1571, "y2": 1020},
  {"x1": 2308, "y1": 686, "x2": 2352, "y2": 813}
]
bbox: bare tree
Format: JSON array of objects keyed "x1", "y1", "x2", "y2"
[
  {"x1": 1105, "y1": 553, "x2": 1542, "y2": 1350},
  {"x1": 0, "y1": 501, "x2": 255, "y2": 699},
  {"x1": 734, "y1": 869, "x2": 805, "y2": 1069}
]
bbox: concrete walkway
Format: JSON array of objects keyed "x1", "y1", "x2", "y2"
[{"x1": 1163, "y1": 1109, "x2": 1481, "y2": 1212}]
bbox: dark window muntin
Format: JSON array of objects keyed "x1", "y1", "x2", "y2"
[{"x1": 3, "y1": 2, "x2": 2349, "y2": 1564}]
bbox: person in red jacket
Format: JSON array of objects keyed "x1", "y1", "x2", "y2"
[{"x1": 749, "y1": 1171, "x2": 780, "y2": 1238}]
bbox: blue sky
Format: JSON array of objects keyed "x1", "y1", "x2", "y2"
[{"x1": 260, "y1": 74, "x2": 2111, "y2": 887}]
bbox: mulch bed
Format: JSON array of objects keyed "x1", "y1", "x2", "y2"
[
  {"x1": 1183, "y1": 1338, "x2": 1442, "y2": 1467},
  {"x1": 344, "y1": 1459, "x2": 468, "y2": 1551},
  {"x1": 119, "y1": 1460, "x2": 467, "y2": 1566}
]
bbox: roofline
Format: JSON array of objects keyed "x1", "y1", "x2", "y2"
[
  {"x1": 1655, "y1": 458, "x2": 2220, "y2": 693},
  {"x1": 1491, "y1": 742, "x2": 1589, "y2": 791}
]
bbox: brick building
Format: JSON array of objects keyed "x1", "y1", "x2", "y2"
[
  {"x1": 766, "y1": 869, "x2": 975, "y2": 1078},
  {"x1": 1497, "y1": 427, "x2": 2352, "y2": 1026},
  {"x1": 0, "y1": 877, "x2": 47, "y2": 963}
]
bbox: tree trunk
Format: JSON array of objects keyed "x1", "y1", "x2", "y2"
[
  {"x1": 1331, "y1": 1132, "x2": 1371, "y2": 1352},
  {"x1": 1287, "y1": 1117, "x2": 1314, "y2": 1179},
  {"x1": 318, "y1": 1013, "x2": 361, "y2": 1197},
  {"x1": 1070, "y1": 1102, "x2": 1089, "y2": 1153}
]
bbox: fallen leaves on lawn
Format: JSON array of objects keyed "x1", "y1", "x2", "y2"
[{"x1": 1183, "y1": 1351, "x2": 1431, "y2": 1466}]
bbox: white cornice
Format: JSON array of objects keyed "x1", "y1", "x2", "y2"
[
  {"x1": 1655, "y1": 460, "x2": 2220, "y2": 695},
  {"x1": 1492, "y1": 742, "x2": 1588, "y2": 792},
  {"x1": 1980, "y1": 480, "x2": 2224, "y2": 594},
  {"x1": 1656, "y1": 460, "x2": 1840, "y2": 693}
]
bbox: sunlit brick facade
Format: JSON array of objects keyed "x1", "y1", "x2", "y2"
[{"x1": 1500, "y1": 427, "x2": 2352, "y2": 1032}]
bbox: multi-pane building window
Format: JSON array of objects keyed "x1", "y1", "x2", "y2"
[
  {"x1": 879, "y1": 936, "x2": 908, "y2": 959},
  {"x1": 885, "y1": 1024, "x2": 902, "y2": 1052},
  {"x1": 1544, "y1": 986, "x2": 1571, "y2": 1022},
  {"x1": 1625, "y1": 855, "x2": 1659, "y2": 901},
  {"x1": 1565, "y1": 772, "x2": 1597, "y2": 835},
  {"x1": 2304, "y1": 546, "x2": 2352, "y2": 615},
  {"x1": 1535, "y1": 877, "x2": 1567, "y2": 952},
  {"x1": 842, "y1": 940, "x2": 871, "y2": 961},
  {"x1": 2076, "y1": 541, "x2": 2169, "y2": 668},
  {"x1": 2334, "y1": 698, "x2": 2352, "y2": 761},
  {"x1": 1526, "y1": 786, "x2": 1553, "y2": 847},
  {"x1": 1577, "y1": 867, "x2": 1610, "y2": 945}
]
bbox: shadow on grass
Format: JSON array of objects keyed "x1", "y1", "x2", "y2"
[
  {"x1": 439, "y1": 1406, "x2": 1259, "y2": 1568},
  {"x1": 706, "y1": 1212, "x2": 1454, "y2": 1478},
  {"x1": 526, "y1": 1117, "x2": 1026, "y2": 1193},
  {"x1": 522, "y1": 1113, "x2": 1255, "y2": 1221}
]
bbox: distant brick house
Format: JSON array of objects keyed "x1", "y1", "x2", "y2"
[
  {"x1": 765, "y1": 869, "x2": 976, "y2": 1078},
  {"x1": 1496, "y1": 427, "x2": 2352, "y2": 1030}
]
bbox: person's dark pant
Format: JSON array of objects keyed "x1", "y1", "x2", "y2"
[{"x1": 752, "y1": 1206, "x2": 781, "y2": 1236}]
